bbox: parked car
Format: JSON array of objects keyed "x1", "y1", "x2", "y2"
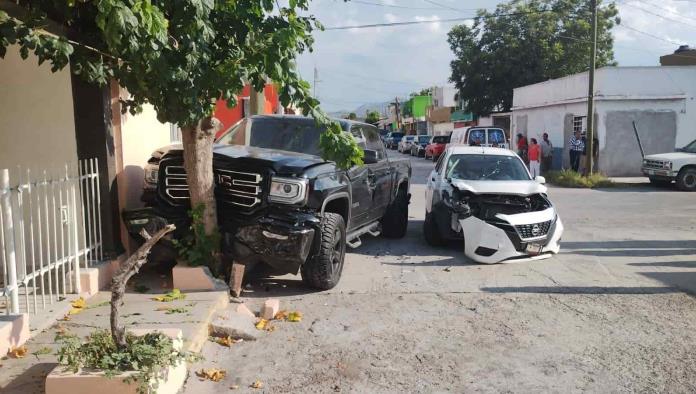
[
  {"x1": 123, "y1": 115, "x2": 411, "y2": 290},
  {"x1": 450, "y1": 126, "x2": 509, "y2": 149},
  {"x1": 424, "y1": 145, "x2": 563, "y2": 264},
  {"x1": 398, "y1": 135, "x2": 416, "y2": 153},
  {"x1": 641, "y1": 138, "x2": 696, "y2": 191},
  {"x1": 410, "y1": 135, "x2": 432, "y2": 157},
  {"x1": 425, "y1": 135, "x2": 450, "y2": 161},
  {"x1": 384, "y1": 132, "x2": 404, "y2": 150}
]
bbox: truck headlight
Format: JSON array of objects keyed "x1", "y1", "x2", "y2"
[
  {"x1": 662, "y1": 161, "x2": 672, "y2": 170},
  {"x1": 144, "y1": 163, "x2": 159, "y2": 186},
  {"x1": 269, "y1": 177, "x2": 308, "y2": 205}
]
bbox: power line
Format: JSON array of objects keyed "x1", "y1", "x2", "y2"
[
  {"x1": 421, "y1": 0, "x2": 472, "y2": 12},
  {"x1": 621, "y1": 2, "x2": 696, "y2": 30},
  {"x1": 617, "y1": 23, "x2": 689, "y2": 45},
  {"x1": 349, "y1": 0, "x2": 453, "y2": 10}
]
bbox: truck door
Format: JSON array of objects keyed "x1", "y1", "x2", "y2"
[
  {"x1": 346, "y1": 125, "x2": 373, "y2": 229},
  {"x1": 362, "y1": 125, "x2": 393, "y2": 221}
]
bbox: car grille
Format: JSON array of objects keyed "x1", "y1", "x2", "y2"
[
  {"x1": 161, "y1": 163, "x2": 265, "y2": 211},
  {"x1": 643, "y1": 159, "x2": 665, "y2": 170},
  {"x1": 515, "y1": 220, "x2": 552, "y2": 240}
]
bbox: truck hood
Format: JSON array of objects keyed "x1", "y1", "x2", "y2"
[
  {"x1": 450, "y1": 179, "x2": 547, "y2": 195},
  {"x1": 644, "y1": 152, "x2": 696, "y2": 161},
  {"x1": 157, "y1": 144, "x2": 326, "y2": 174}
]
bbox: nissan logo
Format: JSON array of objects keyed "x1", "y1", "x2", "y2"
[{"x1": 531, "y1": 224, "x2": 541, "y2": 236}]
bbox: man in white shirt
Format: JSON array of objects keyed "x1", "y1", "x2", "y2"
[{"x1": 540, "y1": 132, "x2": 553, "y2": 174}]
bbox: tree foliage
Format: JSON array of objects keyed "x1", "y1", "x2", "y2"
[
  {"x1": 448, "y1": 0, "x2": 619, "y2": 115},
  {"x1": 365, "y1": 110, "x2": 380, "y2": 124},
  {"x1": 0, "y1": 0, "x2": 361, "y2": 168}
]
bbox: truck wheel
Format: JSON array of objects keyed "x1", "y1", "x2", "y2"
[
  {"x1": 301, "y1": 213, "x2": 345, "y2": 290},
  {"x1": 423, "y1": 212, "x2": 445, "y2": 247},
  {"x1": 676, "y1": 168, "x2": 696, "y2": 191},
  {"x1": 381, "y1": 189, "x2": 409, "y2": 238}
]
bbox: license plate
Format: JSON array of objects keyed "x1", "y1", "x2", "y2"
[{"x1": 526, "y1": 243, "x2": 543, "y2": 256}]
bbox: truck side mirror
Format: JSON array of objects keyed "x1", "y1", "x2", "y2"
[{"x1": 363, "y1": 149, "x2": 379, "y2": 164}]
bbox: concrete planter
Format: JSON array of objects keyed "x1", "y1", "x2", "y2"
[{"x1": 45, "y1": 329, "x2": 187, "y2": 394}]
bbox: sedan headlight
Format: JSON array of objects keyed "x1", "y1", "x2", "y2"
[
  {"x1": 144, "y1": 163, "x2": 159, "y2": 186},
  {"x1": 269, "y1": 177, "x2": 308, "y2": 205}
]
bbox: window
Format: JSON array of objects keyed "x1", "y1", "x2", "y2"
[
  {"x1": 363, "y1": 126, "x2": 386, "y2": 160},
  {"x1": 350, "y1": 125, "x2": 367, "y2": 150},
  {"x1": 435, "y1": 153, "x2": 446, "y2": 174},
  {"x1": 445, "y1": 154, "x2": 530, "y2": 181},
  {"x1": 573, "y1": 116, "x2": 586, "y2": 134}
]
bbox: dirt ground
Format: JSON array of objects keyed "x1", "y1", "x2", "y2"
[{"x1": 183, "y1": 155, "x2": 696, "y2": 393}]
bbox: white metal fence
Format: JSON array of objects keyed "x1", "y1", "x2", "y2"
[{"x1": 0, "y1": 158, "x2": 104, "y2": 315}]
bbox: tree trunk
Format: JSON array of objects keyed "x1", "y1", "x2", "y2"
[
  {"x1": 111, "y1": 225, "x2": 176, "y2": 349},
  {"x1": 180, "y1": 117, "x2": 222, "y2": 237}
]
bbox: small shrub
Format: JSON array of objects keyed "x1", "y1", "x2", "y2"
[
  {"x1": 172, "y1": 204, "x2": 220, "y2": 267},
  {"x1": 57, "y1": 330, "x2": 195, "y2": 394},
  {"x1": 545, "y1": 170, "x2": 613, "y2": 188}
]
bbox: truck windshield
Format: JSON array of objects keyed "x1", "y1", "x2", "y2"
[
  {"x1": 218, "y1": 117, "x2": 343, "y2": 156},
  {"x1": 418, "y1": 135, "x2": 431, "y2": 143},
  {"x1": 682, "y1": 139, "x2": 696, "y2": 153},
  {"x1": 446, "y1": 154, "x2": 530, "y2": 181}
]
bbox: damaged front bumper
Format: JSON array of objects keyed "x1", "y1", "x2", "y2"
[
  {"x1": 122, "y1": 207, "x2": 318, "y2": 275},
  {"x1": 457, "y1": 207, "x2": 563, "y2": 264}
]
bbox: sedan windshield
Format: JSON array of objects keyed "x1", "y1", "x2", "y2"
[{"x1": 446, "y1": 154, "x2": 530, "y2": 181}]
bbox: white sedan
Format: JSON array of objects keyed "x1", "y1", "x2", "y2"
[{"x1": 424, "y1": 146, "x2": 563, "y2": 263}]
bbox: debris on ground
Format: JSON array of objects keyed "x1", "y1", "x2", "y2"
[
  {"x1": 153, "y1": 288, "x2": 186, "y2": 302},
  {"x1": 255, "y1": 318, "x2": 275, "y2": 331},
  {"x1": 235, "y1": 303, "x2": 256, "y2": 318},
  {"x1": 261, "y1": 299, "x2": 280, "y2": 319},
  {"x1": 8, "y1": 346, "x2": 28, "y2": 359},
  {"x1": 210, "y1": 313, "x2": 259, "y2": 341},
  {"x1": 31, "y1": 347, "x2": 52, "y2": 358},
  {"x1": 196, "y1": 368, "x2": 226, "y2": 382},
  {"x1": 287, "y1": 311, "x2": 303, "y2": 322},
  {"x1": 274, "y1": 310, "x2": 288, "y2": 320},
  {"x1": 68, "y1": 297, "x2": 87, "y2": 315},
  {"x1": 250, "y1": 380, "x2": 264, "y2": 389},
  {"x1": 212, "y1": 336, "x2": 242, "y2": 347},
  {"x1": 443, "y1": 266, "x2": 452, "y2": 272}
]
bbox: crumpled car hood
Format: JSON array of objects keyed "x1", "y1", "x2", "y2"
[{"x1": 450, "y1": 179, "x2": 547, "y2": 195}]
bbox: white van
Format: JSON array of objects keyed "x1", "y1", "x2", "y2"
[{"x1": 450, "y1": 126, "x2": 509, "y2": 149}]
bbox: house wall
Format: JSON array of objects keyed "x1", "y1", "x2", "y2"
[
  {"x1": 432, "y1": 86, "x2": 456, "y2": 108},
  {"x1": 433, "y1": 122, "x2": 454, "y2": 136},
  {"x1": 512, "y1": 66, "x2": 696, "y2": 175},
  {"x1": 0, "y1": 45, "x2": 78, "y2": 175}
]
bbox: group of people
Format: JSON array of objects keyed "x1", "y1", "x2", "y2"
[
  {"x1": 515, "y1": 130, "x2": 599, "y2": 176},
  {"x1": 515, "y1": 132, "x2": 553, "y2": 178}
]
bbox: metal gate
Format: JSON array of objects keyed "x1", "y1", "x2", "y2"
[{"x1": 0, "y1": 159, "x2": 104, "y2": 315}]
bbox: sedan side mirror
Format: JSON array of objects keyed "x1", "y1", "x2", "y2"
[
  {"x1": 363, "y1": 149, "x2": 379, "y2": 164},
  {"x1": 535, "y1": 175, "x2": 546, "y2": 184}
]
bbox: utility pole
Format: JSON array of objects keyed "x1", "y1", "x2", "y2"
[
  {"x1": 313, "y1": 66, "x2": 321, "y2": 98},
  {"x1": 394, "y1": 97, "x2": 401, "y2": 130},
  {"x1": 584, "y1": 0, "x2": 598, "y2": 174}
]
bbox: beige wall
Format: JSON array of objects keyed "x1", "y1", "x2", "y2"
[
  {"x1": 0, "y1": 45, "x2": 78, "y2": 179},
  {"x1": 117, "y1": 100, "x2": 174, "y2": 210}
]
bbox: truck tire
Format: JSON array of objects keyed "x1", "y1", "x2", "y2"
[
  {"x1": 423, "y1": 212, "x2": 445, "y2": 247},
  {"x1": 676, "y1": 168, "x2": 696, "y2": 191},
  {"x1": 381, "y1": 188, "x2": 409, "y2": 238},
  {"x1": 301, "y1": 213, "x2": 346, "y2": 290}
]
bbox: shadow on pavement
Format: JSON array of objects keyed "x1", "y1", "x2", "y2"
[
  {"x1": 242, "y1": 278, "x2": 318, "y2": 298},
  {"x1": 630, "y1": 261, "x2": 696, "y2": 268},
  {"x1": 1, "y1": 362, "x2": 57, "y2": 394},
  {"x1": 480, "y1": 286, "x2": 680, "y2": 295},
  {"x1": 641, "y1": 271, "x2": 696, "y2": 296},
  {"x1": 562, "y1": 240, "x2": 696, "y2": 258}
]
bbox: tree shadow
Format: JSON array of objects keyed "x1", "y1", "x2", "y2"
[
  {"x1": 630, "y1": 261, "x2": 696, "y2": 268},
  {"x1": 1, "y1": 362, "x2": 57, "y2": 394},
  {"x1": 480, "y1": 286, "x2": 679, "y2": 295},
  {"x1": 562, "y1": 240, "x2": 696, "y2": 258}
]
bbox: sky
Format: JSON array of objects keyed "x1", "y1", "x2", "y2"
[{"x1": 294, "y1": 0, "x2": 696, "y2": 113}]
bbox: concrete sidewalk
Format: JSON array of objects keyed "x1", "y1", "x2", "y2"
[{"x1": 0, "y1": 274, "x2": 228, "y2": 394}]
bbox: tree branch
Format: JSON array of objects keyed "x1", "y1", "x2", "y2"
[{"x1": 110, "y1": 224, "x2": 176, "y2": 349}]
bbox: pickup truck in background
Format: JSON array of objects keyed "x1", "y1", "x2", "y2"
[
  {"x1": 124, "y1": 115, "x2": 411, "y2": 290},
  {"x1": 641, "y1": 138, "x2": 696, "y2": 191}
]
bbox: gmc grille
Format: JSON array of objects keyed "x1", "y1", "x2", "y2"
[
  {"x1": 515, "y1": 220, "x2": 552, "y2": 240},
  {"x1": 162, "y1": 164, "x2": 265, "y2": 209}
]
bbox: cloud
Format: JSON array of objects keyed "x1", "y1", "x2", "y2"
[{"x1": 414, "y1": 15, "x2": 442, "y2": 32}]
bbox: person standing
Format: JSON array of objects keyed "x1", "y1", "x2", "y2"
[
  {"x1": 568, "y1": 130, "x2": 584, "y2": 172},
  {"x1": 540, "y1": 132, "x2": 553, "y2": 173},
  {"x1": 516, "y1": 133, "x2": 528, "y2": 164},
  {"x1": 528, "y1": 138, "x2": 541, "y2": 178}
]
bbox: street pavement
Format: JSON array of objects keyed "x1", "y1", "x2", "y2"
[{"x1": 183, "y1": 151, "x2": 696, "y2": 393}]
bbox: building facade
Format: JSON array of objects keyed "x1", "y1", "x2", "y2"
[{"x1": 511, "y1": 66, "x2": 696, "y2": 176}]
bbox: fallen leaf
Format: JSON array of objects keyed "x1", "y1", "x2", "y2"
[
  {"x1": 250, "y1": 380, "x2": 264, "y2": 389},
  {"x1": 8, "y1": 346, "x2": 28, "y2": 359},
  {"x1": 70, "y1": 297, "x2": 86, "y2": 309},
  {"x1": 68, "y1": 308, "x2": 83, "y2": 315},
  {"x1": 287, "y1": 311, "x2": 303, "y2": 322},
  {"x1": 32, "y1": 347, "x2": 52, "y2": 357},
  {"x1": 215, "y1": 336, "x2": 241, "y2": 347},
  {"x1": 274, "y1": 310, "x2": 288, "y2": 320},
  {"x1": 60, "y1": 314, "x2": 71, "y2": 321},
  {"x1": 153, "y1": 289, "x2": 186, "y2": 302},
  {"x1": 255, "y1": 319, "x2": 268, "y2": 330},
  {"x1": 197, "y1": 368, "x2": 226, "y2": 382}
]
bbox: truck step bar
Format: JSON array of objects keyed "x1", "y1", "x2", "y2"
[{"x1": 346, "y1": 221, "x2": 381, "y2": 249}]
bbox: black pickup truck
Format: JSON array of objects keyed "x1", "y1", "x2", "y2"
[{"x1": 124, "y1": 115, "x2": 411, "y2": 290}]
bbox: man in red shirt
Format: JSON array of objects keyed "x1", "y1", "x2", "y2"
[{"x1": 528, "y1": 138, "x2": 541, "y2": 178}]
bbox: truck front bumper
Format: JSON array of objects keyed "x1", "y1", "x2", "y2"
[
  {"x1": 122, "y1": 207, "x2": 318, "y2": 275},
  {"x1": 641, "y1": 167, "x2": 675, "y2": 179}
]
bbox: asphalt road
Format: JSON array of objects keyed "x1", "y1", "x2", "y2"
[{"x1": 185, "y1": 150, "x2": 696, "y2": 393}]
